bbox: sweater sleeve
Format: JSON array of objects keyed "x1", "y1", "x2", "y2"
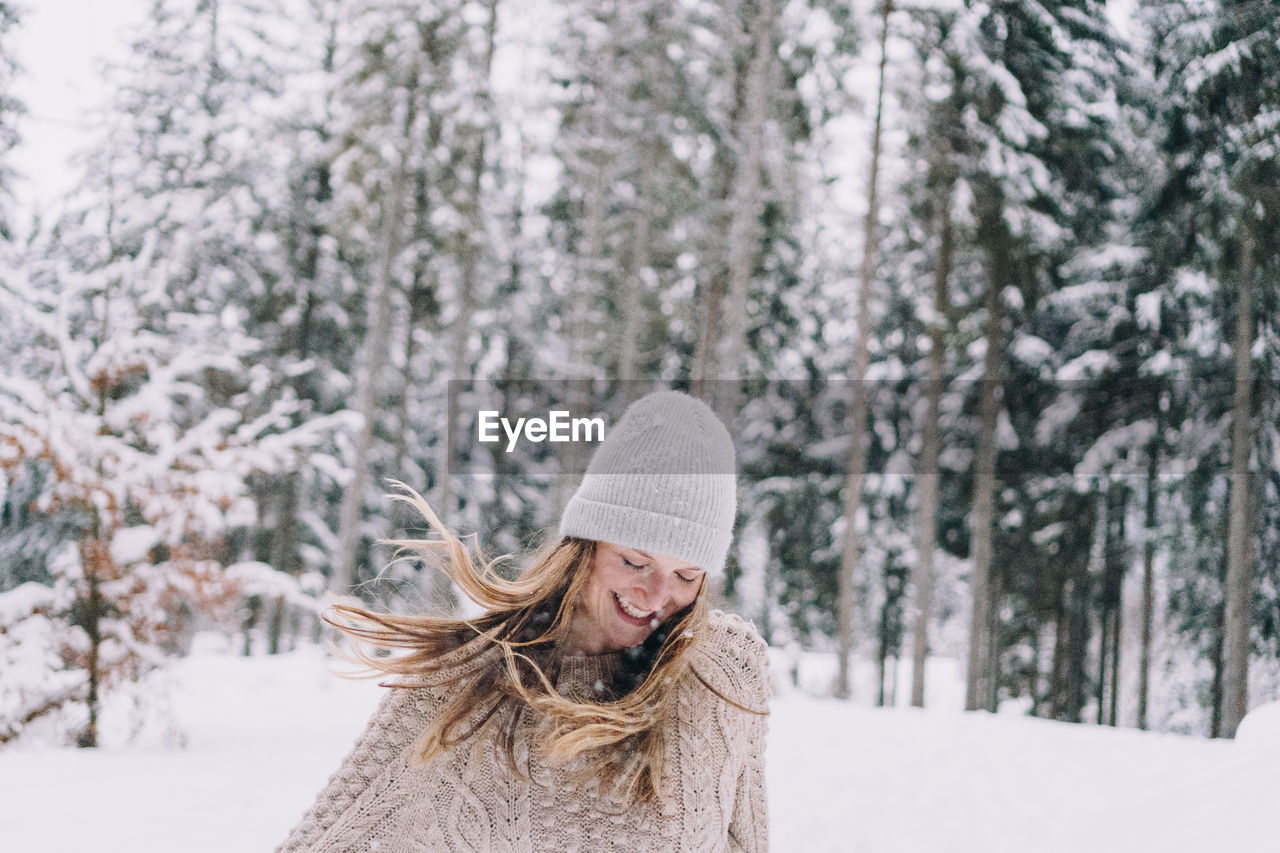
[
  {"x1": 274, "y1": 684, "x2": 430, "y2": 853},
  {"x1": 726, "y1": 630, "x2": 771, "y2": 853}
]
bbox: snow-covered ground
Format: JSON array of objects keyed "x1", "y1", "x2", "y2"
[{"x1": 0, "y1": 636, "x2": 1274, "y2": 852}]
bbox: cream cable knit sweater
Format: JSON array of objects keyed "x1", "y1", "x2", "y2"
[{"x1": 275, "y1": 609, "x2": 771, "y2": 853}]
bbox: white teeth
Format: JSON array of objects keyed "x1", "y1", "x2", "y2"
[{"x1": 614, "y1": 592, "x2": 652, "y2": 619}]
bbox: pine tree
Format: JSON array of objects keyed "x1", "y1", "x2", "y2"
[
  {"x1": 0, "y1": 0, "x2": 352, "y2": 743},
  {"x1": 894, "y1": 3, "x2": 968, "y2": 706},
  {"x1": 327, "y1": 0, "x2": 504, "y2": 597},
  {"x1": 250, "y1": 0, "x2": 361, "y2": 651},
  {"x1": 0, "y1": 219, "x2": 319, "y2": 746},
  {"x1": 834, "y1": 0, "x2": 892, "y2": 703},
  {"x1": 924, "y1": 0, "x2": 1134, "y2": 714},
  {"x1": 1144, "y1": 0, "x2": 1280, "y2": 737}
]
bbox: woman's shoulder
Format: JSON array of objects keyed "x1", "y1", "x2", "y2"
[
  {"x1": 699, "y1": 608, "x2": 769, "y2": 668},
  {"x1": 683, "y1": 608, "x2": 773, "y2": 714}
]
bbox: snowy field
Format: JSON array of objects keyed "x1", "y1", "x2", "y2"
[{"x1": 0, "y1": 636, "x2": 1275, "y2": 853}]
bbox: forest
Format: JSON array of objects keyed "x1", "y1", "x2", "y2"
[{"x1": 0, "y1": 0, "x2": 1277, "y2": 754}]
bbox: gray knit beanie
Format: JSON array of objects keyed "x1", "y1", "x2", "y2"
[{"x1": 558, "y1": 390, "x2": 737, "y2": 576}]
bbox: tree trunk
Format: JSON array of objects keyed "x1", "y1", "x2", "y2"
[
  {"x1": 712, "y1": 0, "x2": 775, "y2": 419},
  {"x1": 1106, "y1": 484, "x2": 1126, "y2": 727},
  {"x1": 1030, "y1": 620, "x2": 1044, "y2": 716},
  {"x1": 1090, "y1": 488, "x2": 1109, "y2": 724},
  {"x1": 553, "y1": 34, "x2": 612, "y2": 523},
  {"x1": 1210, "y1": 542, "x2": 1228, "y2": 738},
  {"x1": 268, "y1": 288, "x2": 311, "y2": 653},
  {"x1": 243, "y1": 477, "x2": 272, "y2": 653},
  {"x1": 389, "y1": 273, "x2": 438, "y2": 604},
  {"x1": 877, "y1": 623, "x2": 888, "y2": 708},
  {"x1": 1221, "y1": 219, "x2": 1256, "y2": 738},
  {"x1": 619, "y1": 26, "x2": 664, "y2": 383},
  {"x1": 269, "y1": 424, "x2": 305, "y2": 609},
  {"x1": 436, "y1": 0, "x2": 497, "y2": 543},
  {"x1": 762, "y1": 524, "x2": 777, "y2": 645},
  {"x1": 910, "y1": 176, "x2": 953, "y2": 708},
  {"x1": 691, "y1": 5, "x2": 749, "y2": 399},
  {"x1": 391, "y1": 158, "x2": 439, "y2": 491},
  {"x1": 333, "y1": 144, "x2": 412, "y2": 594},
  {"x1": 986, "y1": 549, "x2": 1001, "y2": 712},
  {"x1": 835, "y1": 0, "x2": 892, "y2": 701},
  {"x1": 618, "y1": 208, "x2": 649, "y2": 381},
  {"x1": 1049, "y1": 575, "x2": 1076, "y2": 720},
  {"x1": 1068, "y1": 557, "x2": 1091, "y2": 722},
  {"x1": 1137, "y1": 430, "x2": 1158, "y2": 729},
  {"x1": 266, "y1": 595, "x2": 287, "y2": 656},
  {"x1": 1048, "y1": 490, "x2": 1092, "y2": 724},
  {"x1": 964, "y1": 241, "x2": 1003, "y2": 712},
  {"x1": 77, "y1": 536, "x2": 104, "y2": 749}
]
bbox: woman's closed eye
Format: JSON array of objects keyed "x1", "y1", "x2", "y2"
[{"x1": 621, "y1": 553, "x2": 699, "y2": 585}]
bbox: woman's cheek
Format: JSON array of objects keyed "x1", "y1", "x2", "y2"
[
  {"x1": 598, "y1": 562, "x2": 626, "y2": 588},
  {"x1": 674, "y1": 581, "x2": 699, "y2": 609}
]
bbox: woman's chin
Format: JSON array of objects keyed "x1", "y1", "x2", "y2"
[
  {"x1": 604, "y1": 629, "x2": 639, "y2": 650},
  {"x1": 602, "y1": 621, "x2": 652, "y2": 651}
]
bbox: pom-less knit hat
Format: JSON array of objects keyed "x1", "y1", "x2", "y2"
[{"x1": 558, "y1": 390, "x2": 737, "y2": 576}]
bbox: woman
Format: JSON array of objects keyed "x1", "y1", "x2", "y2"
[{"x1": 276, "y1": 390, "x2": 771, "y2": 853}]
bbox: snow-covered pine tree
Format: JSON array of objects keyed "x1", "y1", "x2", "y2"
[
  {"x1": 245, "y1": 0, "x2": 365, "y2": 651},
  {"x1": 891, "y1": 2, "x2": 973, "y2": 708},
  {"x1": 722, "y1": 0, "x2": 850, "y2": 635},
  {"x1": 327, "y1": 0, "x2": 503, "y2": 599},
  {"x1": 0, "y1": 218, "x2": 324, "y2": 747},
  {"x1": 0, "y1": 0, "x2": 360, "y2": 744},
  {"x1": 1142, "y1": 0, "x2": 1280, "y2": 737},
  {"x1": 456, "y1": 0, "x2": 563, "y2": 554},
  {"x1": 831, "y1": 0, "x2": 894, "y2": 703},
  {"x1": 988, "y1": 6, "x2": 1145, "y2": 726},
  {"x1": 546, "y1": 0, "x2": 715, "y2": 380},
  {"x1": 90, "y1": 0, "x2": 295, "y2": 318},
  {"x1": 1098, "y1": 35, "x2": 1172, "y2": 730},
  {"x1": 920, "y1": 0, "x2": 1132, "y2": 715},
  {"x1": 68, "y1": 0, "x2": 355, "y2": 652}
]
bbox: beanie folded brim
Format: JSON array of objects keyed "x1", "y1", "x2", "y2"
[{"x1": 559, "y1": 493, "x2": 733, "y2": 576}]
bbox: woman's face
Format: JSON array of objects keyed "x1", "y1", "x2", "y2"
[{"x1": 569, "y1": 541, "x2": 705, "y2": 654}]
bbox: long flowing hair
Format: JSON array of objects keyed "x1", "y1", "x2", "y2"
[{"x1": 324, "y1": 482, "x2": 710, "y2": 805}]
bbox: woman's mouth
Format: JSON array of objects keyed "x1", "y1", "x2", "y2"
[{"x1": 612, "y1": 591, "x2": 659, "y2": 627}]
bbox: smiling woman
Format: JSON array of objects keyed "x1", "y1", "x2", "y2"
[
  {"x1": 275, "y1": 389, "x2": 771, "y2": 853},
  {"x1": 567, "y1": 542, "x2": 705, "y2": 655}
]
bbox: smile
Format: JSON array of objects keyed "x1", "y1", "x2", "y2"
[{"x1": 612, "y1": 591, "x2": 658, "y2": 626}]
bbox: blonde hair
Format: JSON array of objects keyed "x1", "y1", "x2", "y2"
[{"x1": 324, "y1": 481, "x2": 716, "y2": 805}]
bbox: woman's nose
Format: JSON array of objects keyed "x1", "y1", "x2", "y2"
[{"x1": 630, "y1": 569, "x2": 666, "y2": 610}]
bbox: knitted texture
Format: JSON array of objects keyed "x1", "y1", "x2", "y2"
[
  {"x1": 275, "y1": 609, "x2": 771, "y2": 853},
  {"x1": 559, "y1": 390, "x2": 738, "y2": 576}
]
